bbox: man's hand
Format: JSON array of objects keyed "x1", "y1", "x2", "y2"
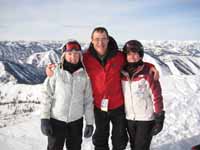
[
  {"x1": 150, "y1": 67, "x2": 160, "y2": 80},
  {"x1": 46, "y1": 64, "x2": 56, "y2": 77}
]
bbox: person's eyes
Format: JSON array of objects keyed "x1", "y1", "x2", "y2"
[{"x1": 94, "y1": 38, "x2": 108, "y2": 42}]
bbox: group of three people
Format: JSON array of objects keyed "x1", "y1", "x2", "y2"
[{"x1": 40, "y1": 27, "x2": 165, "y2": 150}]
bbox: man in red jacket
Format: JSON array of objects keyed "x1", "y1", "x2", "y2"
[
  {"x1": 46, "y1": 27, "x2": 159, "y2": 150},
  {"x1": 83, "y1": 27, "x2": 128, "y2": 150}
]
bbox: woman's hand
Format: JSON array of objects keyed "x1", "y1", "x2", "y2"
[{"x1": 46, "y1": 64, "x2": 56, "y2": 77}]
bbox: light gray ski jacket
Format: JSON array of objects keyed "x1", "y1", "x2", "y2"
[{"x1": 41, "y1": 66, "x2": 94, "y2": 125}]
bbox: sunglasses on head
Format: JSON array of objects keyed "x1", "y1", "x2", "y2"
[{"x1": 63, "y1": 43, "x2": 81, "y2": 52}]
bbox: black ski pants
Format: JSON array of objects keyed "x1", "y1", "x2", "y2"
[
  {"x1": 92, "y1": 105, "x2": 128, "y2": 150},
  {"x1": 47, "y1": 118, "x2": 83, "y2": 150},
  {"x1": 127, "y1": 120, "x2": 154, "y2": 150}
]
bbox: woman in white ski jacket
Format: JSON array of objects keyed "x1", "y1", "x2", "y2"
[
  {"x1": 121, "y1": 40, "x2": 165, "y2": 150},
  {"x1": 40, "y1": 40, "x2": 94, "y2": 150}
]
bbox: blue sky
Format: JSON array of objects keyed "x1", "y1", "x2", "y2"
[{"x1": 0, "y1": 0, "x2": 200, "y2": 42}]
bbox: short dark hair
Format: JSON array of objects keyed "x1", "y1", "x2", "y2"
[{"x1": 91, "y1": 27, "x2": 109, "y2": 39}]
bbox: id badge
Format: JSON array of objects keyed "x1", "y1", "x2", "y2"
[{"x1": 101, "y1": 98, "x2": 109, "y2": 112}]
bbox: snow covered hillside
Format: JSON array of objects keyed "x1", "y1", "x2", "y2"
[
  {"x1": 0, "y1": 41, "x2": 199, "y2": 85},
  {"x1": 0, "y1": 41, "x2": 200, "y2": 150},
  {"x1": 0, "y1": 41, "x2": 62, "y2": 64},
  {"x1": 0, "y1": 41, "x2": 88, "y2": 84}
]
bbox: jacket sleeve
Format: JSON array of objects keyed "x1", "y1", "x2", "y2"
[
  {"x1": 40, "y1": 74, "x2": 56, "y2": 119},
  {"x1": 83, "y1": 75, "x2": 94, "y2": 125},
  {"x1": 148, "y1": 74, "x2": 164, "y2": 113},
  {"x1": 144, "y1": 62, "x2": 155, "y2": 68}
]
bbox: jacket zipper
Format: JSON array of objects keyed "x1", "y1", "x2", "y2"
[
  {"x1": 128, "y1": 75, "x2": 135, "y2": 120},
  {"x1": 67, "y1": 73, "x2": 73, "y2": 122},
  {"x1": 128, "y1": 67, "x2": 143, "y2": 120}
]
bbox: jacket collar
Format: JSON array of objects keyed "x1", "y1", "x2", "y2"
[
  {"x1": 62, "y1": 60, "x2": 83, "y2": 74},
  {"x1": 87, "y1": 36, "x2": 118, "y2": 66},
  {"x1": 121, "y1": 64, "x2": 144, "y2": 79},
  {"x1": 61, "y1": 67, "x2": 85, "y2": 75}
]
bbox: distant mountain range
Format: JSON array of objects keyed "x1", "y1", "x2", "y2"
[{"x1": 0, "y1": 41, "x2": 199, "y2": 84}]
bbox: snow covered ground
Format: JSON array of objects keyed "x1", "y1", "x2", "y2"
[
  {"x1": 0, "y1": 41, "x2": 200, "y2": 150},
  {"x1": 0, "y1": 75, "x2": 200, "y2": 150}
]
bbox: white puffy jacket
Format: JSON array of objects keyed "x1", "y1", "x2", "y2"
[
  {"x1": 121, "y1": 64, "x2": 163, "y2": 121},
  {"x1": 40, "y1": 66, "x2": 94, "y2": 125}
]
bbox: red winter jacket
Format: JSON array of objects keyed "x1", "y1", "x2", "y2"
[{"x1": 83, "y1": 50, "x2": 125, "y2": 110}]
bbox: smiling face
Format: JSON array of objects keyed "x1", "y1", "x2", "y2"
[
  {"x1": 91, "y1": 31, "x2": 109, "y2": 56},
  {"x1": 64, "y1": 51, "x2": 80, "y2": 64},
  {"x1": 126, "y1": 50, "x2": 142, "y2": 63}
]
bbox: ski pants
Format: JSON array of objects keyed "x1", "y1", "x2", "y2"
[
  {"x1": 127, "y1": 120, "x2": 154, "y2": 150},
  {"x1": 47, "y1": 118, "x2": 83, "y2": 150},
  {"x1": 92, "y1": 105, "x2": 128, "y2": 150}
]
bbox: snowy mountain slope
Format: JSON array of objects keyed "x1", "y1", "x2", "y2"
[
  {"x1": 0, "y1": 41, "x2": 200, "y2": 84},
  {"x1": 0, "y1": 41, "x2": 63, "y2": 64},
  {"x1": 0, "y1": 41, "x2": 89, "y2": 64},
  {"x1": 0, "y1": 62, "x2": 17, "y2": 84},
  {"x1": 0, "y1": 41, "x2": 87, "y2": 84},
  {"x1": 0, "y1": 114, "x2": 94, "y2": 150},
  {"x1": 26, "y1": 50, "x2": 61, "y2": 67},
  {"x1": 141, "y1": 40, "x2": 200, "y2": 57},
  {"x1": 0, "y1": 75, "x2": 200, "y2": 150},
  {"x1": 143, "y1": 52, "x2": 200, "y2": 76},
  {"x1": 1, "y1": 61, "x2": 46, "y2": 84},
  {"x1": 0, "y1": 83, "x2": 42, "y2": 127},
  {"x1": 152, "y1": 75, "x2": 200, "y2": 150},
  {"x1": 143, "y1": 53, "x2": 172, "y2": 75}
]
